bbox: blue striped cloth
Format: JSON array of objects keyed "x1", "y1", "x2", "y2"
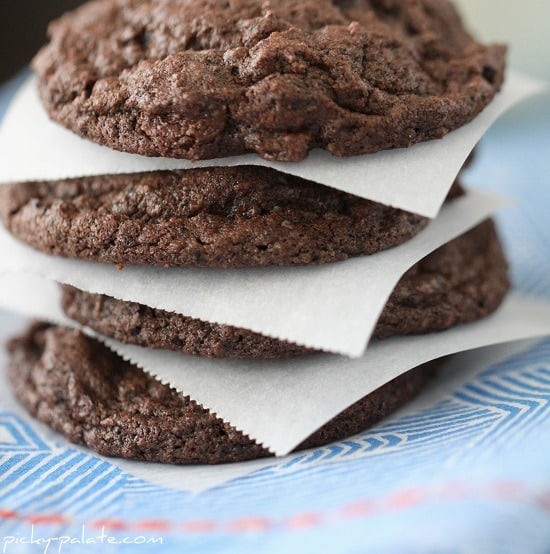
[{"x1": 0, "y1": 74, "x2": 549, "y2": 554}]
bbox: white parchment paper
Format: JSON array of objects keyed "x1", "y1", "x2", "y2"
[
  {"x1": 0, "y1": 190, "x2": 506, "y2": 358},
  {"x1": 0, "y1": 273, "x2": 548, "y2": 457},
  {"x1": 0, "y1": 307, "x2": 535, "y2": 491},
  {"x1": 0, "y1": 72, "x2": 544, "y2": 217}
]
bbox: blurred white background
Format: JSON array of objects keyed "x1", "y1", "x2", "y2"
[{"x1": 454, "y1": 0, "x2": 550, "y2": 80}]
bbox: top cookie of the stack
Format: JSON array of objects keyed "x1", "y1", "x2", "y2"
[{"x1": 33, "y1": 0, "x2": 506, "y2": 162}]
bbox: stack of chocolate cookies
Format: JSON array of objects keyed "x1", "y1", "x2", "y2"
[{"x1": 1, "y1": 0, "x2": 509, "y2": 464}]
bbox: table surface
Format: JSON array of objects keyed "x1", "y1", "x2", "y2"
[{"x1": 0, "y1": 74, "x2": 549, "y2": 554}]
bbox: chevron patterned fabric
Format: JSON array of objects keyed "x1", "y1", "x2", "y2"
[{"x1": 0, "y1": 74, "x2": 549, "y2": 553}]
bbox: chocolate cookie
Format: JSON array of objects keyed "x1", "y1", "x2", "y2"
[
  {"x1": 0, "y1": 166, "x2": 463, "y2": 268},
  {"x1": 7, "y1": 323, "x2": 436, "y2": 464},
  {"x1": 61, "y1": 220, "x2": 509, "y2": 359},
  {"x1": 33, "y1": 0, "x2": 506, "y2": 161}
]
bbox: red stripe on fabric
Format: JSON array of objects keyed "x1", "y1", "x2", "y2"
[{"x1": 0, "y1": 480, "x2": 545, "y2": 535}]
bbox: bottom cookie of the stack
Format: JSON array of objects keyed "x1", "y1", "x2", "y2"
[{"x1": 6, "y1": 323, "x2": 436, "y2": 465}]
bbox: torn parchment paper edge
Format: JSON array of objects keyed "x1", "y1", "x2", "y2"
[
  {"x1": 0, "y1": 72, "x2": 545, "y2": 217},
  {"x1": 100, "y1": 294, "x2": 550, "y2": 455}
]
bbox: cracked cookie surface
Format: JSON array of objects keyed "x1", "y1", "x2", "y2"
[{"x1": 33, "y1": 0, "x2": 506, "y2": 161}]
